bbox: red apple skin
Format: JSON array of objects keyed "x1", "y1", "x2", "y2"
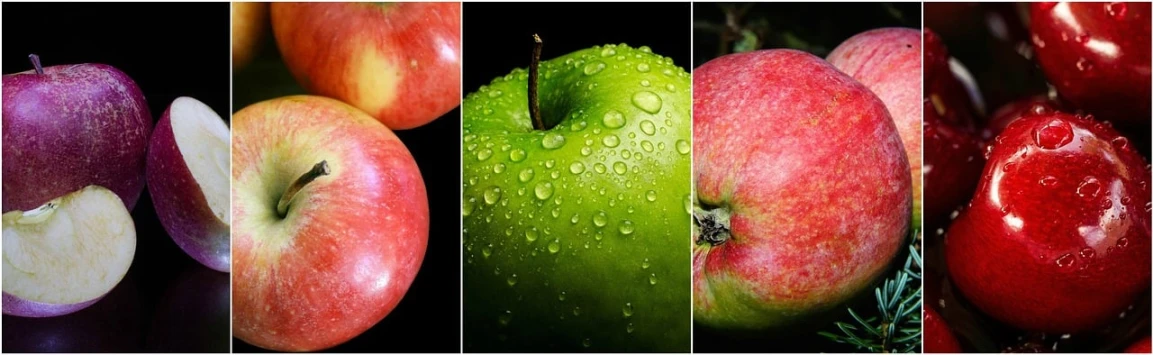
[
  {"x1": 1030, "y1": 2, "x2": 1151, "y2": 130},
  {"x1": 924, "y1": 306, "x2": 963, "y2": 353},
  {"x1": 983, "y1": 95, "x2": 1062, "y2": 142},
  {"x1": 692, "y1": 49, "x2": 910, "y2": 329},
  {"x1": 946, "y1": 112, "x2": 1152, "y2": 333},
  {"x1": 923, "y1": 98, "x2": 985, "y2": 232},
  {"x1": 146, "y1": 99, "x2": 230, "y2": 273},
  {"x1": 232, "y1": 96, "x2": 429, "y2": 351},
  {"x1": 924, "y1": 28, "x2": 980, "y2": 131},
  {"x1": 2, "y1": 62, "x2": 152, "y2": 212},
  {"x1": 827, "y1": 27, "x2": 923, "y2": 226},
  {"x1": 271, "y1": 2, "x2": 461, "y2": 130},
  {"x1": 1125, "y1": 336, "x2": 1152, "y2": 353},
  {"x1": 2, "y1": 292, "x2": 101, "y2": 318}
]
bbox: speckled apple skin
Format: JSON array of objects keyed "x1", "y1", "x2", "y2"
[
  {"x1": 827, "y1": 27, "x2": 923, "y2": 227},
  {"x1": 2, "y1": 63, "x2": 152, "y2": 212},
  {"x1": 2, "y1": 291, "x2": 101, "y2": 318},
  {"x1": 1030, "y1": 2, "x2": 1151, "y2": 130},
  {"x1": 924, "y1": 306, "x2": 962, "y2": 353},
  {"x1": 147, "y1": 101, "x2": 230, "y2": 272},
  {"x1": 946, "y1": 112, "x2": 1151, "y2": 333},
  {"x1": 232, "y1": 96, "x2": 429, "y2": 351},
  {"x1": 692, "y1": 49, "x2": 910, "y2": 330},
  {"x1": 272, "y1": 2, "x2": 461, "y2": 130}
]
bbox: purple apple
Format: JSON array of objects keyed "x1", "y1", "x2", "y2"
[
  {"x1": 2, "y1": 55, "x2": 152, "y2": 212},
  {"x1": 3, "y1": 186, "x2": 137, "y2": 317},
  {"x1": 146, "y1": 97, "x2": 230, "y2": 272}
]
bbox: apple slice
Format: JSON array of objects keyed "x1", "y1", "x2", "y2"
[
  {"x1": 147, "y1": 97, "x2": 231, "y2": 272},
  {"x1": 2, "y1": 185, "x2": 136, "y2": 317}
]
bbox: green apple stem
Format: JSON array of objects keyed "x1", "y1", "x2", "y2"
[
  {"x1": 29, "y1": 54, "x2": 44, "y2": 75},
  {"x1": 694, "y1": 205, "x2": 731, "y2": 246},
  {"x1": 529, "y1": 34, "x2": 544, "y2": 131},
  {"x1": 276, "y1": 160, "x2": 330, "y2": 218}
]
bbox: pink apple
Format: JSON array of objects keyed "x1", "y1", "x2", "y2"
[
  {"x1": 271, "y1": 2, "x2": 461, "y2": 130},
  {"x1": 692, "y1": 49, "x2": 910, "y2": 329},
  {"x1": 146, "y1": 97, "x2": 231, "y2": 272},
  {"x1": 828, "y1": 27, "x2": 923, "y2": 226},
  {"x1": 2, "y1": 55, "x2": 152, "y2": 212},
  {"x1": 232, "y1": 95, "x2": 429, "y2": 351}
]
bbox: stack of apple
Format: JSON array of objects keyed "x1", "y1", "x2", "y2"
[
  {"x1": 2, "y1": 56, "x2": 232, "y2": 318},
  {"x1": 229, "y1": 2, "x2": 460, "y2": 352},
  {"x1": 924, "y1": 2, "x2": 1151, "y2": 352}
]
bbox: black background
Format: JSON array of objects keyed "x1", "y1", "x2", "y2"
[
  {"x1": 461, "y1": 2, "x2": 691, "y2": 352},
  {"x1": 463, "y1": 2, "x2": 691, "y2": 95},
  {"x1": 2, "y1": 2, "x2": 230, "y2": 353},
  {"x1": 231, "y1": 3, "x2": 462, "y2": 353},
  {"x1": 692, "y1": 2, "x2": 921, "y2": 353}
]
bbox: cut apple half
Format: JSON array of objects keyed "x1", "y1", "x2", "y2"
[
  {"x1": 147, "y1": 97, "x2": 232, "y2": 272},
  {"x1": 2, "y1": 185, "x2": 136, "y2": 317}
]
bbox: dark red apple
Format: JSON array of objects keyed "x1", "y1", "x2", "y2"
[
  {"x1": 982, "y1": 95, "x2": 1063, "y2": 141},
  {"x1": 924, "y1": 306, "x2": 962, "y2": 353},
  {"x1": 924, "y1": 28, "x2": 981, "y2": 131},
  {"x1": 1030, "y1": 2, "x2": 1151, "y2": 130},
  {"x1": 1125, "y1": 336, "x2": 1152, "y2": 353},
  {"x1": 923, "y1": 98, "x2": 985, "y2": 232},
  {"x1": 946, "y1": 111, "x2": 1152, "y2": 333}
]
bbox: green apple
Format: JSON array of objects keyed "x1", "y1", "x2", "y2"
[{"x1": 462, "y1": 42, "x2": 691, "y2": 352}]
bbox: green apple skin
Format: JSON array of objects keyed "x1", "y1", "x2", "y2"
[{"x1": 462, "y1": 44, "x2": 691, "y2": 352}]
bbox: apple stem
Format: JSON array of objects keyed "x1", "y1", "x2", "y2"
[
  {"x1": 694, "y1": 205, "x2": 731, "y2": 246},
  {"x1": 529, "y1": 34, "x2": 544, "y2": 131},
  {"x1": 29, "y1": 54, "x2": 44, "y2": 75},
  {"x1": 276, "y1": 160, "x2": 330, "y2": 218}
]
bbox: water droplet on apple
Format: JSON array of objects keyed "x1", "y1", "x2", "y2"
[
  {"x1": 463, "y1": 197, "x2": 476, "y2": 216},
  {"x1": 484, "y1": 187, "x2": 502, "y2": 205},
  {"x1": 642, "y1": 258, "x2": 651, "y2": 269},
  {"x1": 582, "y1": 338, "x2": 591, "y2": 348},
  {"x1": 641, "y1": 140, "x2": 654, "y2": 152},
  {"x1": 601, "y1": 46, "x2": 617, "y2": 57},
  {"x1": 622, "y1": 303, "x2": 634, "y2": 317},
  {"x1": 526, "y1": 228, "x2": 539, "y2": 242},
  {"x1": 570, "y1": 121, "x2": 587, "y2": 132},
  {"x1": 488, "y1": 89, "x2": 503, "y2": 98},
  {"x1": 602, "y1": 110, "x2": 626, "y2": 128},
  {"x1": 534, "y1": 182, "x2": 554, "y2": 200},
  {"x1": 542, "y1": 133, "x2": 566, "y2": 150},
  {"x1": 1117, "y1": 237, "x2": 1130, "y2": 248},
  {"x1": 603, "y1": 135, "x2": 621, "y2": 148},
  {"x1": 619, "y1": 220, "x2": 635, "y2": 235},
  {"x1": 569, "y1": 162, "x2": 585, "y2": 174},
  {"x1": 558, "y1": 291, "x2": 566, "y2": 301},
  {"x1": 573, "y1": 306, "x2": 582, "y2": 316},
  {"x1": 645, "y1": 190, "x2": 657, "y2": 202},
  {"x1": 639, "y1": 46, "x2": 652, "y2": 53},
  {"x1": 1111, "y1": 136, "x2": 1130, "y2": 150},
  {"x1": 570, "y1": 214, "x2": 580, "y2": 224},
  {"x1": 583, "y1": 61, "x2": 606, "y2": 75},
  {"x1": 1077, "y1": 177, "x2": 1101, "y2": 199},
  {"x1": 1107, "y1": 2, "x2": 1128, "y2": 19},
  {"x1": 632, "y1": 91, "x2": 663, "y2": 114},
  {"x1": 509, "y1": 149, "x2": 527, "y2": 162},
  {"x1": 622, "y1": 150, "x2": 632, "y2": 159},
  {"x1": 477, "y1": 148, "x2": 494, "y2": 161},
  {"x1": 580, "y1": 146, "x2": 592, "y2": 156},
  {"x1": 627, "y1": 323, "x2": 635, "y2": 333},
  {"x1": 1039, "y1": 176, "x2": 1059, "y2": 187},
  {"x1": 518, "y1": 168, "x2": 535, "y2": 182},
  {"x1": 1032, "y1": 33, "x2": 1047, "y2": 49},
  {"x1": 636, "y1": 63, "x2": 651, "y2": 73},
  {"x1": 493, "y1": 163, "x2": 506, "y2": 173},
  {"x1": 613, "y1": 162, "x2": 628, "y2": 175},
  {"x1": 640, "y1": 79, "x2": 651, "y2": 87},
  {"x1": 545, "y1": 160, "x2": 556, "y2": 169},
  {"x1": 594, "y1": 163, "x2": 607, "y2": 174},
  {"x1": 1055, "y1": 253, "x2": 1075, "y2": 267},
  {"x1": 648, "y1": 273, "x2": 658, "y2": 285},
  {"x1": 482, "y1": 245, "x2": 492, "y2": 258},
  {"x1": 593, "y1": 211, "x2": 608, "y2": 227},
  {"x1": 1033, "y1": 119, "x2": 1074, "y2": 149},
  {"x1": 548, "y1": 240, "x2": 561, "y2": 254},
  {"x1": 640, "y1": 120, "x2": 656, "y2": 135},
  {"x1": 1080, "y1": 248, "x2": 1096, "y2": 258},
  {"x1": 498, "y1": 311, "x2": 512, "y2": 326},
  {"x1": 1075, "y1": 58, "x2": 1094, "y2": 72},
  {"x1": 1101, "y1": 198, "x2": 1114, "y2": 209},
  {"x1": 676, "y1": 139, "x2": 691, "y2": 155}
]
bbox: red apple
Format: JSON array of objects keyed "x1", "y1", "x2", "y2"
[
  {"x1": 692, "y1": 49, "x2": 910, "y2": 329},
  {"x1": 923, "y1": 98, "x2": 985, "y2": 232},
  {"x1": 1030, "y1": 2, "x2": 1151, "y2": 131},
  {"x1": 1126, "y1": 336, "x2": 1152, "y2": 353},
  {"x1": 983, "y1": 95, "x2": 1063, "y2": 141},
  {"x1": 232, "y1": 2, "x2": 269, "y2": 71},
  {"x1": 146, "y1": 97, "x2": 230, "y2": 272},
  {"x1": 271, "y1": 2, "x2": 461, "y2": 130},
  {"x1": 946, "y1": 111, "x2": 1152, "y2": 333},
  {"x1": 2, "y1": 55, "x2": 152, "y2": 212},
  {"x1": 827, "y1": 27, "x2": 923, "y2": 226},
  {"x1": 924, "y1": 306, "x2": 962, "y2": 353},
  {"x1": 231, "y1": 95, "x2": 429, "y2": 351},
  {"x1": 924, "y1": 28, "x2": 981, "y2": 131}
]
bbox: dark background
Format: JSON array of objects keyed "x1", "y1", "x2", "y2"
[
  {"x1": 691, "y1": 2, "x2": 920, "y2": 353},
  {"x1": 2, "y1": 2, "x2": 231, "y2": 353},
  {"x1": 231, "y1": 4, "x2": 462, "y2": 353},
  {"x1": 463, "y1": 2, "x2": 691, "y2": 95},
  {"x1": 925, "y1": 3, "x2": 1152, "y2": 353}
]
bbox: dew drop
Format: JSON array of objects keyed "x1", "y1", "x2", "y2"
[
  {"x1": 558, "y1": 292, "x2": 567, "y2": 301},
  {"x1": 477, "y1": 148, "x2": 493, "y2": 161},
  {"x1": 1112, "y1": 136, "x2": 1130, "y2": 150},
  {"x1": 507, "y1": 274, "x2": 518, "y2": 286},
  {"x1": 632, "y1": 91, "x2": 663, "y2": 113},
  {"x1": 525, "y1": 228, "x2": 539, "y2": 242},
  {"x1": 602, "y1": 110, "x2": 626, "y2": 128},
  {"x1": 622, "y1": 303, "x2": 634, "y2": 318},
  {"x1": 613, "y1": 161, "x2": 628, "y2": 175},
  {"x1": 583, "y1": 61, "x2": 606, "y2": 75},
  {"x1": 641, "y1": 140, "x2": 654, "y2": 152},
  {"x1": 548, "y1": 240, "x2": 561, "y2": 254},
  {"x1": 570, "y1": 214, "x2": 580, "y2": 224},
  {"x1": 498, "y1": 311, "x2": 512, "y2": 326},
  {"x1": 580, "y1": 146, "x2": 592, "y2": 156},
  {"x1": 542, "y1": 133, "x2": 566, "y2": 149},
  {"x1": 593, "y1": 211, "x2": 608, "y2": 227},
  {"x1": 463, "y1": 197, "x2": 476, "y2": 216},
  {"x1": 534, "y1": 182, "x2": 554, "y2": 200},
  {"x1": 1055, "y1": 253, "x2": 1075, "y2": 267},
  {"x1": 1079, "y1": 248, "x2": 1096, "y2": 259},
  {"x1": 509, "y1": 149, "x2": 527, "y2": 162},
  {"x1": 1076, "y1": 58, "x2": 1095, "y2": 72},
  {"x1": 482, "y1": 245, "x2": 492, "y2": 258},
  {"x1": 1033, "y1": 119, "x2": 1073, "y2": 149},
  {"x1": 636, "y1": 63, "x2": 651, "y2": 72},
  {"x1": 1077, "y1": 177, "x2": 1101, "y2": 199},
  {"x1": 645, "y1": 190, "x2": 657, "y2": 202},
  {"x1": 640, "y1": 120, "x2": 656, "y2": 135},
  {"x1": 603, "y1": 135, "x2": 621, "y2": 148},
  {"x1": 1040, "y1": 176, "x2": 1059, "y2": 187},
  {"x1": 569, "y1": 162, "x2": 586, "y2": 174},
  {"x1": 484, "y1": 187, "x2": 502, "y2": 205},
  {"x1": 627, "y1": 323, "x2": 635, "y2": 333},
  {"x1": 1107, "y1": 2, "x2": 1128, "y2": 19},
  {"x1": 642, "y1": 258, "x2": 651, "y2": 269},
  {"x1": 594, "y1": 163, "x2": 607, "y2": 174},
  {"x1": 601, "y1": 46, "x2": 617, "y2": 57},
  {"x1": 582, "y1": 338, "x2": 591, "y2": 348},
  {"x1": 619, "y1": 220, "x2": 635, "y2": 235},
  {"x1": 1117, "y1": 237, "x2": 1130, "y2": 248},
  {"x1": 676, "y1": 139, "x2": 691, "y2": 155},
  {"x1": 518, "y1": 168, "x2": 535, "y2": 182},
  {"x1": 648, "y1": 273, "x2": 658, "y2": 285}
]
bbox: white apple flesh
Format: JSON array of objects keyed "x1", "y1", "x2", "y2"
[
  {"x1": 2, "y1": 186, "x2": 136, "y2": 317},
  {"x1": 147, "y1": 97, "x2": 231, "y2": 272}
]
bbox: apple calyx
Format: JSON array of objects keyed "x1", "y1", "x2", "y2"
[
  {"x1": 529, "y1": 33, "x2": 544, "y2": 131},
  {"x1": 694, "y1": 205, "x2": 732, "y2": 246},
  {"x1": 276, "y1": 160, "x2": 330, "y2": 217},
  {"x1": 28, "y1": 54, "x2": 44, "y2": 75}
]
